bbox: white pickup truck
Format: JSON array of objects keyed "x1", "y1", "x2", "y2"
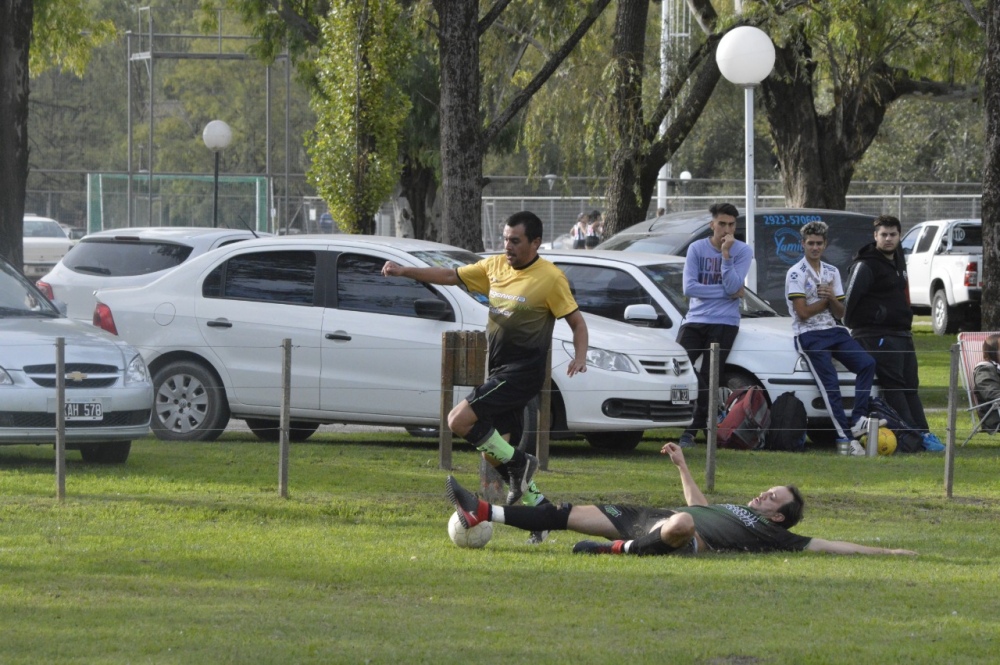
[{"x1": 901, "y1": 218, "x2": 982, "y2": 335}]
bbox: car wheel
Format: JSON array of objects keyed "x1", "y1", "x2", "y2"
[
  {"x1": 806, "y1": 428, "x2": 838, "y2": 446},
  {"x1": 583, "y1": 430, "x2": 643, "y2": 451},
  {"x1": 932, "y1": 290, "x2": 960, "y2": 335},
  {"x1": 78, "y1": 441, "x2": 131, "y2": 464},
  {"x1": 405, "y1": 426, "x2": 440, "y2": 438},
  {"x1": 721, "y1": 368, "x2": 767, "y2": 414},
  {"x1": 245, "y1": 418, "x2": 319, "y2": 442},
  {"x1": 151, "y1": 360, "x2": 230, "y2": 442}
]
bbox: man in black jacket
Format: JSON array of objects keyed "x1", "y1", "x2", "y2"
[{"x1": 843, "y1": 215, "x2": 944, "y2": 451}]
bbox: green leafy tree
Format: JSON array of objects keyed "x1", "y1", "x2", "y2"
[
  {"x1": 756, "y1": 0, "x2": 981, "y2": 209},
  {"x1": 0, "y1": 0, "x2": 113, "y2": 267},
  {"x1": 308, "y1": 0, "x2": 411, "y2": 233}
]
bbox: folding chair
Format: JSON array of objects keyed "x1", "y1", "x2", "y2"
[{"x1": 957, "y1": 331, "x2": 1000, "y2": 446}]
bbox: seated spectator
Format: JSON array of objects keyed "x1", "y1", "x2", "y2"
[{"x1": 973, "y1": 333, "x2": 1000, "y2": 433}]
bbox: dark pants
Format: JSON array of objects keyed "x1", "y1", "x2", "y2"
[
  {"x1": 796, "y1": 327, "x2": 876, "y2": 438},
  {"x1": 855, "y1": 334, "x2": 929, "y2": 431},
  {"x1": 676, "y1": 322, "x2": 740, "y2": 434}
]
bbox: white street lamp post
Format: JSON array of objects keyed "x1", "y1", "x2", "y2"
[
  {"x1": 544, "y1": 173, "x2": 558, "y2": 244},
  {"x1": 202, "y1": 120, "x2": 233, "y2": 228},
  {"x1": 715, "y1": 26, "x2": 775, "y2": 292}
]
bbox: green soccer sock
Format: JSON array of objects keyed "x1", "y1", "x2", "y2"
[
  {"x1": 521, "y1": 481, "x2": 544, "y2": 506},
  {"x1": 473, "y1": 428, "x2": 516, "y2": 464}
]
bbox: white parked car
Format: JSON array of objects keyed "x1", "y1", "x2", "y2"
[
  {"x1": 91, "y1": 236, "x2": 698, "y2": 451},
  {"x1": 23, "y1": 214, "x2": 73, "y2": 279},
  {"x1": 37, "y1": 226, "x2": 266, "y2": 324},
  {"x1": 0, "y1": 256, "x2": 152, "y2": 463},
  {"x1": 540, "y1": 249, "x2": 866, "y2": 442}
]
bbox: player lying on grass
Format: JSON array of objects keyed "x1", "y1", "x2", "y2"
[{"x1": 446, "y1": 442, "x2": 917, "y2": 556}]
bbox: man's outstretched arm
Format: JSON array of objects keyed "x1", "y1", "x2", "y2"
[
  {"x1": 806, "y1": 538, "x2": 917, "y2": 556},
  {"x1": 660, "y1": 442, "x2": 708, "y2": 506},
  {"x1": 381, "y1": 261, "x2": 459, "y2": 285}
]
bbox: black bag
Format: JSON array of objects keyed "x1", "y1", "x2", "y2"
[
  {"x1": 761, "y1": 392, "x2": 807, "y2": 451},
  {"x1": 717, "y1": 387, "x2": 771, "y2": 450},
  {"x1": 867, "y1": 397, "x2": 924, "y2": 454}
]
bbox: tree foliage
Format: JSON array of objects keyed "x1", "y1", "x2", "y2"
[
  {"x1": 0, "y1": 0, "x2": 114, "y2": 267},
  {"x1": 307, "y1": 0, "x2": 411, "y2": 233}
]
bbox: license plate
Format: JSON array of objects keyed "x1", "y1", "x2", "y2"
[
  {"x1": 670, "y1": 387, "x2": 689, "y2": 404},
  {"x1": 65, "y1": 401, "x2": 103, "y2": 421}
]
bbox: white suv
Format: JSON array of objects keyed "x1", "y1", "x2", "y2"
[
  {"x1": 37, "y1": 226, "x2": 264, "y2": 324},
  {"x1": 91, "y1": 236, "x2": 698, "y2": 451}
]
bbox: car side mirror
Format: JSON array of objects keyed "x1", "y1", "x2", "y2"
[
  {"x1": 624, "y1": 303, "x2": 670, "y2": 329},
  {"x1": 414, "y1": 298, "x2": 452, "y2": 321}
]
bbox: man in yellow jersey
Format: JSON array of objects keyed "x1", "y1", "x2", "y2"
[{"x1": 382, "y1": 211, "x2": 588, "y2": 513}]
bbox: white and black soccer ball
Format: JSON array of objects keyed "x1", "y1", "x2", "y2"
[{"x1": 447, "y1": 511, "x2": 493, "y2": 549}]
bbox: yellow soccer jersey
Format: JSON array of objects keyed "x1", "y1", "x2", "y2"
[{"x1": 458, "y1": 254, "x2": 578, "y2": 367}]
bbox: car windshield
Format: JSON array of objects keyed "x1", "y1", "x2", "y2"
[
  {"x1": 24, "y1": 219, "x2": 68, "y2": 239},
  {"x1": 639, "y1": 263, "x2": 781, "y2": 318},
  {"x1": 0, "y1": 261, "x2": 60, "y2": 317},
  {"x1": 598, "y1": 232, "x2": 693, "y2": 254},
  {"x1": 949, "y1": 223, "x2": 982, "y2": 250},
  {"x1": 410, "y1": 248, "x2": 489, "y2": 304},
  {"x1": 62, "y1": 239, "x2": 195, "y2": 277}
]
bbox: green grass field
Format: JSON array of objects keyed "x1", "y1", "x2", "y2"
[{"x1": 0, "y1": 328, "x2": 996, "y2": 664}]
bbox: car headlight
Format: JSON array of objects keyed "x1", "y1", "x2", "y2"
[
  {"x1": 125, "y1": 354, "x2": 150, "y2": 385},
  {"x1": 0, "y1": 368, "x2": 12, "y2": 386},
  {"x1": 562, "y1": 341, "x2": 638, "y2": 373}
]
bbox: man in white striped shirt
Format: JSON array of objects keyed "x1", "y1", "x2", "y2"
[{"x1": 785, "y1": 221, "x2": 880, "y2": 454}]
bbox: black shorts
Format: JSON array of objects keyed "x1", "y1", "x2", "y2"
[
  {"x1": 466, "y1": 368, "x2": 543, "y2": 439},
  {"x1": 598, "y1": 504, "x2": 698, "y2": 554},
  {"x1": 598, "y1": 504, "x2": 677, "y2": 539}
]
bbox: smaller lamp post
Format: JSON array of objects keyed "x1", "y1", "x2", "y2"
[
  {"x1": 202, "y1": 120, "x2": 233, "y2": 228},
  {"x1": 544, "y1": 173, "x2": 558, "y2": 244}
]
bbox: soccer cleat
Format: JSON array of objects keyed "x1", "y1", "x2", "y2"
[
  {"x1": 505, "y1": 453, "x2": 539, "y2": 505},
  {"x1": 445, "y1": 475, "x2": 490, "y2": 528},
  {"x1": 573, "y1": 539, "x2": 625, "y2": 555},
  {"x1": 678, "y1": 432, "x2": 696, "y2": 449},
  {"x1": 527, "y1": 530, "x2": 549, "y2": 545},
  {"x1": 851, "y1": 416, "x2": 888, "y2": 439},
  {"x1": 922, "y1": 432, "x2": 946, "y2": 452}
]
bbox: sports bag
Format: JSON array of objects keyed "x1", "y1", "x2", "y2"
[
  {"x1": 867, "y1": 397, "x2": 924, "y2": 454},
  {"x1": 761, "y1": 392, "x2": 807, "y2": 452},
  {"x1": 717, "y1": 386, "x2": 771, "y2": 450}
]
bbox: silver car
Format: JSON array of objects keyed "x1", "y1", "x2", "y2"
[
  {"x1": 37, "y1": 226, "x2": 266, "y2": 324},
  {"x1": 0, "y1": 258, "x2": 152, "y2": 463}
]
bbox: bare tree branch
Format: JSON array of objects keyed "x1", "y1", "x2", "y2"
[{"x1": 479, "y1": 0, "x2": 515, "y2": 36}]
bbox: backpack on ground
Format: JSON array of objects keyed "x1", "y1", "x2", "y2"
[
  {"x1": 866, "y1": 397, "x2": 924, "y2": 454},
  {"x1": 717, "y1": 386, "x2": 771, "y2": 450},
  {"x1": 761, "y1": 392, "x2": 807, "y2": 452}
]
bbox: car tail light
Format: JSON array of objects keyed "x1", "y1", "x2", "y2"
[
  {"x1": 36, "y1": 280, "x2": 54, "y2": 300},
  {"x1": 93, "y1": 303, "x2": 118, "y2": 335},
  {"x1": 964, "y1": 261, "x2": 980, "y2": 288}
]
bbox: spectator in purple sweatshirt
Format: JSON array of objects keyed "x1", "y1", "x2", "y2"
[{"x1": 677, "y1": 203, "x2": 753, "y2": 448}]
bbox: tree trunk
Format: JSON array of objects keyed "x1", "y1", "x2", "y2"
[
  {"x1": 762, "y1": 30, "x2": 910, "y2": 211},
  {"x1": 399, "y1": 159, "x2": 438, "y2": 240},
  {"x1": 432, "y1": 0, "x2": 484, "y2": 252},
  {"x1": 602, "y1": 0, "x2": 649, "y2": 232},
  {"x1": 983, "y1": 0, "x2": 1000, "y2": 331},
  {"x1": 0, "y1": 0, "x2": 32, "y2": 269}
]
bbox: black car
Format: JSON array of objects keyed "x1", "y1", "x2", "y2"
[{"x1": 597, "y1": 207, "x2": 877, "y2": 308}]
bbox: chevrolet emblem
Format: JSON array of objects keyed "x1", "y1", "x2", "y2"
[{"x1": 65, "y1": 371, "x2": 88, "y2": 382}]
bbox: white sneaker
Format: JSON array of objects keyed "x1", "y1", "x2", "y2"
[
  {"x1": 851, "y1": 416, "x2": 888, "y2": 439},
  {"x1": 848, "y1": 440, "x2": 867, "y2": 456}
]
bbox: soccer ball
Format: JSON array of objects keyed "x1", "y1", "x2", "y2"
[
  {"x1": 877, "y1": 427, "x2": 897, "y2": 456},
  {"x1": 448, "y1": 511, "x2": 493, "y2": 549}
]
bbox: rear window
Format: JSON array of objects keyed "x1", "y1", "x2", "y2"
[{"x1": 62, "y1": 240, "x2": 194, "y2": 277}]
